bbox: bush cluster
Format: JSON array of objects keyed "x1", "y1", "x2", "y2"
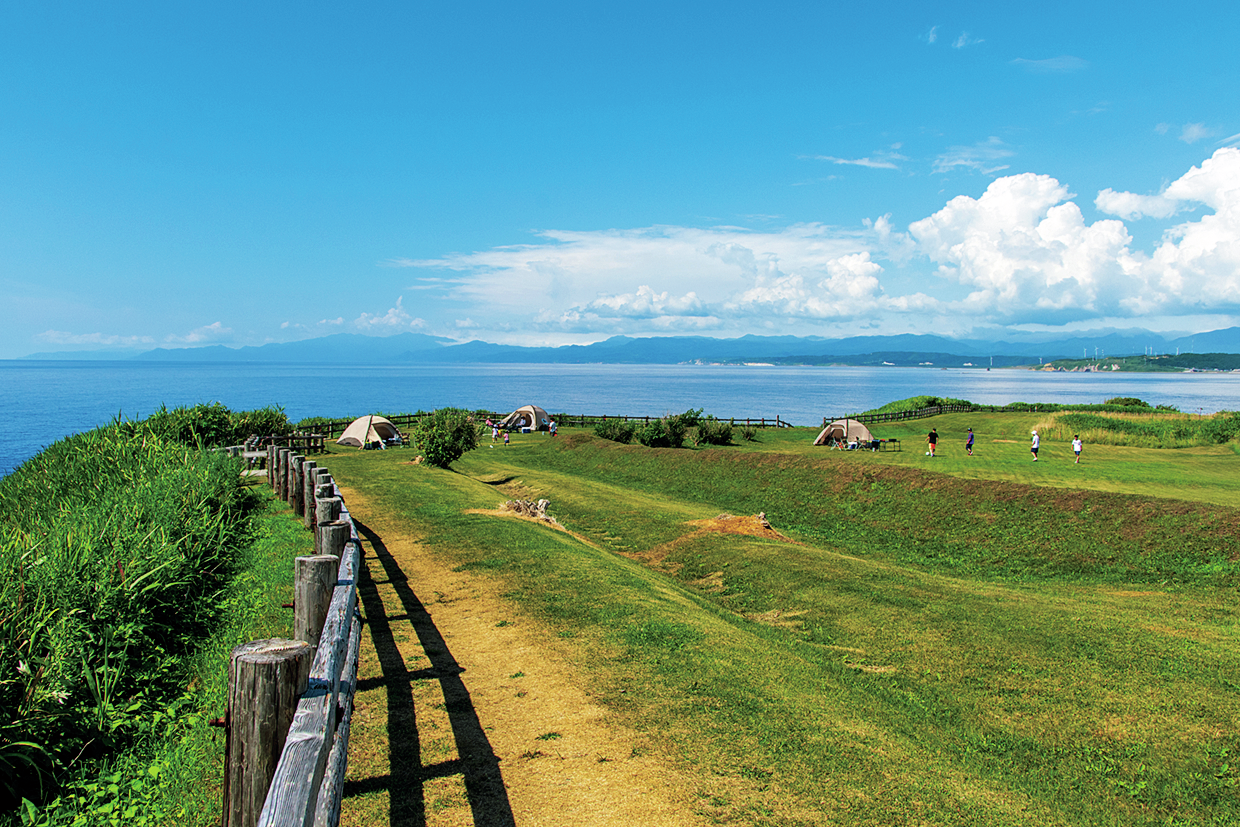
[
  {"x1": 593, "y1": 420, "x2": 638, "y2": 444},
  {"x1": 595, "y1": 410, "x2": 736, "y2": 449},
  {"x1": 1103, "y1": 396, "x2": 1151, "y2": 408},
  {"x1": 0, "y1": 414, "x2": 260, "y2": 811},
  {"x1": 412, "y1": 408, "x2": 480, "y2": 468},
  {"x1": 693, "y1": 418, "x2": 733, "y2": 446},
  {"x1": 637, "y1": 414, "x2": 690, "y2": 448},
  {"x1": 134, "y1": 402, "x2": 291, "y2": 447}
]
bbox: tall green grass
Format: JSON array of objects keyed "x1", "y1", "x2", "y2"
[
  {"x1": 1033, "y1": 410, "x2": 1240, "y2": 448},
  {"x1": 0, "y1": 414, "x2": 263, "y2": 817}
]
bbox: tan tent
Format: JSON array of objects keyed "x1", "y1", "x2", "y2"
[
  {"x1": 499, "y1": 405, "x2": 551, "y2": 432},
  {"x1": 813, "y1": 419, "x2": 875, "y2": 446},
  {"x1": 337, "y1": 415, "x2": 402, "y2": 448}
]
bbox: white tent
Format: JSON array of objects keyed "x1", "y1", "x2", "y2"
[
  {"x1": 813, "y1": 419, "x2": 875, "y2": 446},
  {"x1": 337, "y1": 415, "x2": 402, "y2": 448},
  {"x1": 498, "y1": 405, "x2": 551, "y2": 432}
]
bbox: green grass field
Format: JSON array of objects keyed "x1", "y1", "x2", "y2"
[{"x1": 319, "y1": 417, "x2": 1240, "y2": 826}]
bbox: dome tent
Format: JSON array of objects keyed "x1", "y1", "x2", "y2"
[
  {"x1": 337, "y1": 415, "x2": 402, "y2": 448},
  {"x1": 498, "y1": 405, "x2": 551, "y2": 432},
  {"x1": 813, "y1": 418, "x2": 874, "y2": 446}
]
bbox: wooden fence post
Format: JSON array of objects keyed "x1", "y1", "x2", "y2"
[
  {"x1": 266, "y1": 445, "x2": 275, "y2": 488},
  {"x1": 319, "y1": 520, "x2": 351, "y2": 561},
  {"x1": 222, "y1": 639, "x2": 313, "y2": 827},
  {"x1": 294, "y1": 555, "x2": 340, "y2": 654},
  {"x1": 276, "y1": 449, "x2": 290, "y2": 501},
  {"x1": 301, "y1": 463, "x2": 318, "y2": 529},
  {"x1": 314, "y1": 497, "x2": 342, "y2": 555},
  {"x1": 288, "y1": 455, "x2": 304, "y2": 514}
]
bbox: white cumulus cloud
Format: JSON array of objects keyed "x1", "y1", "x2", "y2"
[
  {"x1": 1143, "y1": 147, "x2": 1240, "y2": 308},
  {"x1": 909, "y1": 173, "x2": 1141, "y2": 321},
  {"x1": 354, "y1": 297, "x2": 426, "y2": 331}
]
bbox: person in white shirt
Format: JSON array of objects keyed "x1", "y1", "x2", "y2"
[
  {"x1": 1073, "y1": 435, "x2": 1082, "y2": 464},
  {"x1": 1031, "y1": 430, "x2": 1040, "y2": 461}
]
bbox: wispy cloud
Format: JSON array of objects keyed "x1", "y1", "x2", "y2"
[
  {"x1": 1220, "y1": 132, "x2": 1240, "y2": 147},
  {"x1": 165, "y1": 322, "x2": 233, "y2": 344},
  {"x1": 932, "y1": 137, "x2": 1014, "y2": 174},
  {"x1": 810, "y1": 146, "x2": 908, "y2": 170},
  {"x1": 34, "y1": 330, "x2": 155, "y2": 347},
  {"x1": 952, "y1": 31, "x2": 982, "y2": 49},
  {"x1": 1010, "y1": 55, "x2": 1088, "y2": 73},
  {"x1": 925, "y1": 25, "x2": 938, "y2": 44},
  {"x1": 1180, "y1": 122, "x2": 1213, "y2": 144}
]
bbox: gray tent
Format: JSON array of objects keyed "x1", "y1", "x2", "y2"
[{"x1": 813, "y1": 418, "x2": 874, "y2": 446}]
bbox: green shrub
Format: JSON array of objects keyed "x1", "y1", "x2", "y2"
[
  {"x1": 1199, "y1": 411, "x2": 1240, "y2": 444},
  {"x1": 412, "y1": 408, "x2": 480, "y2": 468},
  {"x1": 740, "y1": 425, "x2": 758, "y2": 442},
  {"x1": 693, "y1": 418, "x2": 733, "y2": 446},
  {"x1": 637, "y1": 414, "x2": 690, "y2": 449},
  {"x1": 593, "y1": 420, "x2": 638, "y2": 444},
  {"x1": 1104, "y1": 396, "x2": 1152, "y2": 408}
]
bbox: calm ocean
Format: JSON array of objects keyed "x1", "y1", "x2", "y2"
[{"x1": 2, "y1": 360, "x2": 1238, "y2": 477}]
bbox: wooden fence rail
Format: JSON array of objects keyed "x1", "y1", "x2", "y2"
[
  {"x1": 311, "y1": 412, "x2": 793, "y2": 438},
  {"x1": 824, "y1": 403, "x2": 1058, "y2": 427},
  {"x1": 223, "y1": 447, "x2": 362, "y2": 827}
]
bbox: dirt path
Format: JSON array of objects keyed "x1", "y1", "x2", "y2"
[{"x1": 336, "y1": 486, "x2": 712, "y2": 827}]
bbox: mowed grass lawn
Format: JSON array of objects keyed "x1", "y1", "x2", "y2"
[{"x1": 320, "y1": 416, "x2": 1240, "y2": 827}]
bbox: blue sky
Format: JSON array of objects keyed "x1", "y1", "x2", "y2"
[{"x1": 3, "y1": 1, "x2": 1239, "y2": 358}]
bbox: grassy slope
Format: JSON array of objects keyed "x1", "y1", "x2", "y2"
[
  {"x1": 319, "y1": 422, "x2": 1240, "y2": 826},
  {"x1": 760, "y1": 413, "x2": 1240, "y2": 509}
]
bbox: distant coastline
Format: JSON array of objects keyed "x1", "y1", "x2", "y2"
[{"x1": 15, "y1": 327, "x2": 1240, "y2": 366}]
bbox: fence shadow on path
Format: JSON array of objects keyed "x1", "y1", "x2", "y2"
[{"x1": 343, "y1": 519, "x2": 516, "y2": 827}]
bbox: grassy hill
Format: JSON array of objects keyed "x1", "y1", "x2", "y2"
[{"x1": 319, "y1": 415, "x2": 1240, "y2": 826}]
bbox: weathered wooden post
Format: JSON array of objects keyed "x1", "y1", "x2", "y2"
[
  {"x1": 319, "y1": 520, "x2": 351, "y2": 561},
  {"x1": 314, "y1": 497, "x2": 342, "y2": 555},
  {"x1": 294, "y1": 555, "x2": 340, "y2": 654},
  {"x1": 274, "y1": 449, "x2": 288, "y2": 501},
  {"x1": 300, "y1": 462, "x2": 318, "y2": 528},
  {"x1": 288, "y1": 455, "x2": 304, "y2": 513},
  {"x1": 266, "y1": 445, "x2": 276, "y2": 487},
  {"x1": 222, "y1": 639, "x2": 313, "y2": 827}
]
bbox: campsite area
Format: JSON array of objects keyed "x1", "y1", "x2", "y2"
[{"x1": 312, "y1": 411, "x2": 1240, "y2": 826}]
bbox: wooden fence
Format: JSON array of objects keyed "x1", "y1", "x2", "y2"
[
  {"x1": 825, "y1": 404, "x2": 976, "y2": 426},
  {"x1": 221, "y1": 445, "x2": 361, "y2": 827},
  {"x1": 313, "y1": 412, "x2": 792, "y2": 437},
  {"x1": 825, "y1": 403, "x2": 1058, "y2": 427}
]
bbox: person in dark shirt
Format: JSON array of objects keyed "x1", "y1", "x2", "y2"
[{"x1": 927, "y1": 428, "x2": 938, "y2": 457}]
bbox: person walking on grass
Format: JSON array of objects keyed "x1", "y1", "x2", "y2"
[
  {"x1": 503, "y1": 430, "x2": 510, "y2": 447},
  {"x1": 1073, "y1": 434, "x2": 1083, "y2": 464},
  {"x1": 966, "y1": 428, "x2": 974, "y2": 456},
  {"x1": 1031, "y1": 429, "x2": 1040, "y2": 461},
  {"x1": 927, "y1": 428, "x2": 938, "y2": 457}
]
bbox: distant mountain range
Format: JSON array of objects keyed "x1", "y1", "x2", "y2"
[{"x1": 18, "y1": 327, "x2": 1240, "y2": 365}]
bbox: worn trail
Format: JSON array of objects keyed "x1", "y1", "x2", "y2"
[{"x1": 336, "y1": 486, "x2": 708, "y2": 827}]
